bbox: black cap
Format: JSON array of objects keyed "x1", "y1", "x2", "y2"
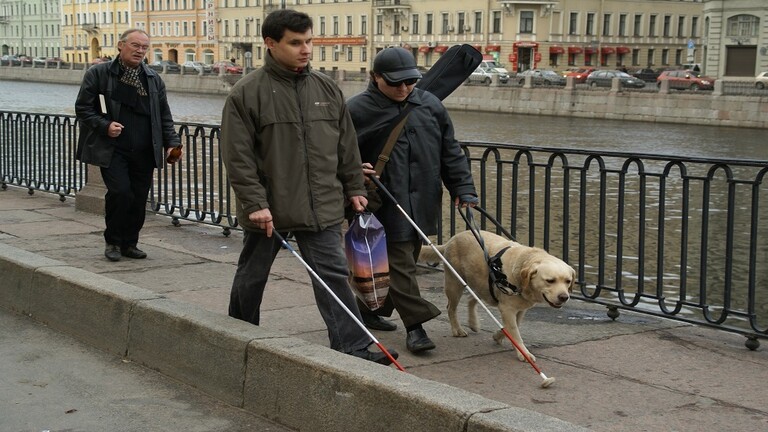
[{"x1": 372, "y1": 47, "x2": 422, "y2": 82}]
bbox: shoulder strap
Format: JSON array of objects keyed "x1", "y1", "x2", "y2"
[{"x1": 373, "y1": 104, "x2": 414, "y2": 177}]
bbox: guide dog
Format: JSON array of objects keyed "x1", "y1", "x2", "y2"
[{"x1": 419, "y1": 230, "x2": 575, "y2": 362}]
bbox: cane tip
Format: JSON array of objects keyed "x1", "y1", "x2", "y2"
[{"x1": 541, "y1": 377, "x2": 556, "y2": 388}]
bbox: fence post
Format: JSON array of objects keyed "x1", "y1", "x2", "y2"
[{"x1": 75, "y1": 165, "x2": 107, "y2": 215}]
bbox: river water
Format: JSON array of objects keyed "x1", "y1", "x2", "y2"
[{"x1": 1, "y1": 80, "x2": 766, "y2": 160}]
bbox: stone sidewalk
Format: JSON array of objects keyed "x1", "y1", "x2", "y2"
[{"x1": 1, "y1": 185, "x2": 766, "y2": 432}]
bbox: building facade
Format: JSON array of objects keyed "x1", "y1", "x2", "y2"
[
  {"x1": 132, "y1": 0, "x2": 213, "y2": 64},
  {"x1": 703, "y1": 0, "x2": 767, "y2": 77},
  {"x1": 0, "y1": 0, "x2": 62, "y2": 58},
  {"x1": 60, "y1": 0, "x2": 131, "y2": 63},
  {"x1": 209, "y1": 0, "x2": 705, "y2": 73}
]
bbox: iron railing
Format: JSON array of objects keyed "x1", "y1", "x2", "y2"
[{"x1": 1, "y1": 110, "x2": 766, "y2": 348}]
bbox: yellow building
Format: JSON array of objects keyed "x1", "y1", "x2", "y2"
[
  {"x1": 132, "y1": 0, "x2": 213, "y2": 64},
  {"x1": 210, "y1": 0, "x2": 705, "y2": 73},
  {"x1": 61, "y1": 0, "x2": 130, "y2": 63}
]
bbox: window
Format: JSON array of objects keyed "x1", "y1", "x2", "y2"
[
  {"x1": 474, "y1": 12, "x2": 481, "y2": 34},
  {"x1": 361, "y1": 47, "x2": 366, "y2": 62},
  {"x1": 333, "y1": 16, "x2": 338, "y2": 35},
  {"x1": 393, "y1": 16, "x2": 400, "y2": 35},
  {"x1": 426, "y1": 13, "x2": 433, "y2": 34},
  {"x1": 346, "y1": 46, "x2": 352, "y2": 61},
  {"x1": 520, "y1": 11, "x2": 533, "y2": 34},
  {"x1": 234, "y1": 20, "x2": 239, "y2": 36},
  {"x1": 492, "y1": 11, "x2": 500, "y2": 34},
  {"x1": 663, "y1": 15, "x2": 670, "y2": 37},
  {"x1": 602, "y1": 14, "x2": 610, "y2": 36},
  {"x1": 619, "y1": 14, "x2": 626, "y2": 37},
  {"x1": 361, "y1": 15, "x2": 366, "y2": 35},
  {"x1": 441, "y1": 13, "x2": 448, "y2": 34},
  {"x1": 661, "y1": 48, "x2": 668, "y2": 65},
  {"x1": 375, "y1": 15, "x2": 382, "y2": 35},
  {"x1": 320, "y1": 16, "x2": 325, "y2": 35},
  {"x1": 677, "y1": 16, "x2": 685, "y2": 38},
  {"x1": 632, "y1": 48, "x2": 639, "y2": 66},
  {"x1": 569, "y1": 12, "x2": 577, "y2": 35},
  {"x1": 649, "y1": 15, "x2": 657, "y2": 37},
  {"x1": 633, "y1": 14, "x2": 641, "y2": 36},
  {"x1": 346, "y1": 16, "x2": 352, "y2": 35},
  {"x1": 586, "y1": 13, "x2": 594, "y2": 36},
  {"x1": 691, "y1": 17, "x2": 698, "y2": 37},
  {"x1": 320, "y1": 46, "x2": 326, "y2": 61},
  {"x1": 457, "y1": 12, "x2": 465, "y2": 34},
  {"x1": 412, "y1": 14, "x2": 419, "y2": 34},
  {"x1": 647, "y1": 48, "x2": 655, "y2": 66},
  {"x1": 726, "y1": 15, "x2": 759, "y2": 37},
  {"x1": 675, "y1": 49, "x2": 682, "y2": 65}
]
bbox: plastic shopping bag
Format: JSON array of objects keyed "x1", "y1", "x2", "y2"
[{"x1": 345, "y1": 212, "x2": 389, "y2": 311}]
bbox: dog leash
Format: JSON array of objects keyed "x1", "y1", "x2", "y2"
[{"x1": 458, "y1": 207, "x2": 520, "y2": 300}]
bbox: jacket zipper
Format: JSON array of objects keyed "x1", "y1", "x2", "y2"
[{"x1": 295, "y1": 76, "x2": 320, "y2": 229}]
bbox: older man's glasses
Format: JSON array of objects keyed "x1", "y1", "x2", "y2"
[
  {"x1": 382, "y1": 77, "x2": 419, "y2": 87},
  {"x1": 128, "y1": 42, "x2": 150, "y2": 52}
]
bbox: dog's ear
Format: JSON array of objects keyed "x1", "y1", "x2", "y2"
[
  {"x1": 519, "y1": 263, "x2": 538, "y2": 291},
  {"x1": 568, "y1": 266, "x2": 576, "y2": 293}
]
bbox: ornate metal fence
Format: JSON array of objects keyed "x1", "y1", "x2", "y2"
[{"x1": 1, "y1": 111, "x2": 766, "y2": 348}]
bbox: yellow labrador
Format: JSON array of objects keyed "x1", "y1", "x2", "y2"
[{"x1": 419, "y1": 230, "x2": 575, "y2": 362}]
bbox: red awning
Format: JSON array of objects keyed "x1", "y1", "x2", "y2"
[
  {"x1": 549, "y1": 46, "x2": 565, "y2": 54},
  {"x1": 584, "y1": 47, "x2": 597, "y2": 54},
  {"x1": 616, "y1": 46, "x2": 631, "y2": 54},
  {"x1": 485, "y1": 44, "x2": 501, "y2": 52},
  {"x1": 472, "y1": 44, "x2": 482, "y2": 52},
  {"x1": 418, "y1": 45, "x2": 431, "y2": 53},
  {"x1": 434, "y1": 45, "x2": 449, "y2": 53},
  {"x1": 568, "y1": 46, "x2": 583, "y2": 54},
  {"x1": 513, "y1": 41, "x2": 539, "y2": 48},
  {"x1": 601, "y1": 47, "x2": 615, "y2": 55}
]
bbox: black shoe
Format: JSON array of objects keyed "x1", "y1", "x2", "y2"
[
  {"x1": 104, "y1": 244, "x2": 121, "y2": 262},
  {"x1": 361, "y1": 313, "x2": 397, "y2": 331},
  {"x1": 121, "y1": 246, "x2": 147, "y2": 259},
  {"x1": 349, "y1": 347, "x2": 399, "y2": 366},
  {"x1": 406, "y1": 328, "x2": 436, "y2": 353}
]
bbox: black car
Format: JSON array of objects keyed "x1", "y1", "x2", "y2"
[
  {"x1": 629, "y1": 68, "x2": 659, "y2": 82},
  {"x1": 150, "y1": 60, "x2": 181, "y2": 73},
  {"x1": 586, "y1": 70, "x2": 646, "y2": 88}
]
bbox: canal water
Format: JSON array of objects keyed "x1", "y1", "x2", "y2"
[{"x1": 1, "y1": 80, "x2": 766, "y2": 160}]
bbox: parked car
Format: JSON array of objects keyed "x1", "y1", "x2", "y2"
[
  {"x1": 150, "y1": 60, "x2": 181, "y2": 72},
  {"x1": 467, "y1": 64, "x2": 509, "y2": 84},
  {"x1": 1, "y1": 54, "x2": 21, "y2": 65},
  {"x1": 32, "y1": 56, "x2": 48, "y2": 65},
  {"x1": 517, "y1": 69, "x2": 566, "y2": 86},
  {"x1": 91, "y1": 56, "x2": 110, "y2": 64},
  {"x1": 629, "y1": 68, "x2": 660, "y2": 82},
  {"x1": 212, "y1": 61, "x2": 243, "y2": 74},
  {"x1": 755, "y1": 71, "x2": 768, "y2": 89},
  {"x1": 585, "y1": 70, "x2": 646, "y2": 88},
  {"x1": 656, "y1": 70, "x2": 715, "y2": 91},
  {"x1": 562, "y1": 67, "x2": 595, "y2": 84},
  {"x1": 182, "y1": 61, "x2": 212, "y2": 73}
]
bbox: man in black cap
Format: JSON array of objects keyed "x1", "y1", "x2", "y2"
[{"x1": 347, "y1": 47, "x2": 478, "y2": 354}]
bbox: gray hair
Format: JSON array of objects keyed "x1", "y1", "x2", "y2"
[{"x1": 120, "y1": 28, "x2": 149, "y2": 42}]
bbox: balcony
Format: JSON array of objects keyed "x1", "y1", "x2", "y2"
[
  {"x1": 499, "y1": 0, "x2": 558, "y2": 16},
  {"x1": 81, "y1": 23, "x2": 99, "y2": 34},
  {"x1": 374, "y1": 0, "x2": 411, "y2": 17}
]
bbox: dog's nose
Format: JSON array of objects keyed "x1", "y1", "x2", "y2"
[{"x1": 558, "y1": 293, "x2": 570, "y2": 303}]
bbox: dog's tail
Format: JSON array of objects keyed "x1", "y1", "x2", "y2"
[{"x1": 418, "y1": 243, "x2": 448, "y2": 264}]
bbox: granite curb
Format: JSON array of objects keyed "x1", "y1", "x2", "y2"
[{"x1": 0, "y1": 241, "x2": 587, "y2": 432}]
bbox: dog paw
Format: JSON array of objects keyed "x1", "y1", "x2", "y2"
[
  {"x1": 493, "y1": 330, "x2": 504, "y2": 344},
  {"x1": 452, "y1": 327, "x2": 468, "y2": 337},
  {"x1": 517, "y1": 351, "x2": 536, "y2": 363}
]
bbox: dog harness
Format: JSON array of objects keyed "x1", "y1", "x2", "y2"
[
  {"x1": 487, "y1": 246, "x2": 521, "y2": 302},
  {"x1": 457, "y1": 206, "x2": 521, "y2": 302}
]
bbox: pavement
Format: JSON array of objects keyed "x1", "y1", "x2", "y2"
[{"x1": 1, "y1": 184, "x2": 766, "y2": 432}]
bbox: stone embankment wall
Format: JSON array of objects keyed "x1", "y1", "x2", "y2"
[{"x1": 2, "y1": 66, "x2": 766, "y2": 129}]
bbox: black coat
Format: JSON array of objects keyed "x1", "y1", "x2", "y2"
[
  {"x1": 75, "y1": 59, "x2": 180, "y2": 168},
  {"x1": 348, "y1": 83, "x2": 476, "y2": 242}
]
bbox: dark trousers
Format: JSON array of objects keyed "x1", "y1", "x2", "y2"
[
  {"x1": 100, "y1": 147, "x2": 155, "y2": 248},
  {"x1": 359, "y1": 238, "x2": 441, "y2": 328},
  {"x1": 229, "y1": 225, "x2": 370, "y2": 353}
]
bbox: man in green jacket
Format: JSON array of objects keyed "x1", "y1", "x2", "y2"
[{"x1": 220, "y1": 9, "x2": 397, "y2": 365}]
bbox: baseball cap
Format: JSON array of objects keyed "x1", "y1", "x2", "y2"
[{"x1": 373, "y1": 47, "x2": 422, "y2": 82}]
